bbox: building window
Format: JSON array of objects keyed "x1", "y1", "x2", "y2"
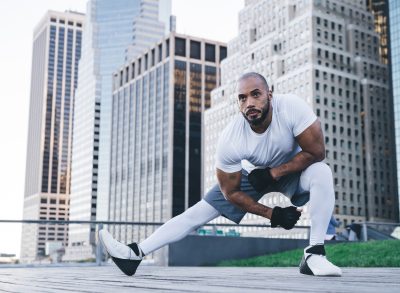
[
  {"x1": 175, "y1": 37, "x2": 186, "y2": 57},
  {"x1": 151, "y1": 48, "x2": 155, "y2": 66},
  {"x1": 190, "y1": 40, "x2": 201, "y2": 59},
  {"x1": 158, "y1": 43, "x2": 163, "y2": 62},
  {"x1": 220, "y1": 46, "x2": 227, "y2": 61},
  {"x1": 205, "y1": 43, "x2": 216, "y2": 62},
  {"x1": 166, "y1": 39, "x2": 170, "y2": 57}
]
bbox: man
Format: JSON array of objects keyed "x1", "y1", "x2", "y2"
[{"x1": 99, "y1": 72, "x2": 342, "y2": 277}]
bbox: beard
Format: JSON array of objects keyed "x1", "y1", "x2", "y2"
[{"x1": 242, "y1": 100, "x2": 270, "y2": 126}]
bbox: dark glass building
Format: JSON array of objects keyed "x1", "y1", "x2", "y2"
[{"x1": 109, "y1": 33, "x2": 226, "y2": 263}]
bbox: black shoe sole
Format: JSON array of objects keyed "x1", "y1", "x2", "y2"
[
  {"x1": 111, "y1": 256, "x2": 142, "y2": 276},
  {"x1": 299, "y1": 255, "x2": 314, "y2": 275},
  {"x1": 299, "y1": 255, "x2": 342, "y2": 277},
  {"x1": 98, "y1": 231, "x2": 142, "y2": 276}
]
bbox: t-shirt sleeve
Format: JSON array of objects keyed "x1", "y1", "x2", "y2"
[
  {"x1": 214, "y1": 130, "x2": 242, "y2": 173},
  {"x1": 285, "y1": 95, "x2": 317, "y2": 136}
]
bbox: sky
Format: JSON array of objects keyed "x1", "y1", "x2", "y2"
[{"x1": 0, "y1": 0, "x2": 244, "y2": 256}]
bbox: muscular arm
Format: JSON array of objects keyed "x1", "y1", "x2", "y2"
[
  {"x1": 270, "y1": 119, "x2": 325, "y2": 179},
  {"x1": 216, "y1": 169, "x2": 273, "y2": 219}
]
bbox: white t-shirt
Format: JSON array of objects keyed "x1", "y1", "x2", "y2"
[{"x1": 215, "y1": 94, "x2": 317, "y2": 173}]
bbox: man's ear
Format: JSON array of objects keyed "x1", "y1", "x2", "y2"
[{"x1": 268, "y1": 89, "x2": 273, "y2": 100}]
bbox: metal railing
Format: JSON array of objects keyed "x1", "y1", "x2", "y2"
[
  {"x1": 3, "y1": 219, "x2": 398, "y2": 266},
  {"x1": 362, "y1": 222, "x2": 400, "y2": 241},
  {"x1": 0, "y1": 219, "x2": 311, "y2": 266}
]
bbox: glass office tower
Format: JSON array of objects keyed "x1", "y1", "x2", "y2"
[
  {"x1": 21, "y1": 10, "x2": 84, "y2": 263},
  {"x1": 389, "y1": 0, "x2": 400, "y2": 219},
  {"x1": 65, "y1": 0, "x2": 169, "y2": 261}
]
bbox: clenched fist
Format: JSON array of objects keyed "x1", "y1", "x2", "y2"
[
  {"x1": 248, "y1": 167, "x2": 276, "y2": 193},
  {"x1": 270, "y1": 206, "x2": 301, "y2": 230}
]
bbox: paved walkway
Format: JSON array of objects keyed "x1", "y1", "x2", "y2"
[{"x1": 0, "y1": 265, "x2": 399, "y2": 292}]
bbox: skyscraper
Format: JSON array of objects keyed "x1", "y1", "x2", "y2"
[
  {"x1": 204, "y1": 0, "x2": 399, "y2": 236},
  {"x1": 389, "y1": 0, "x2": 400, "y2": 218},
  {"x1": 109, "y1": 33, "x2": 226, "y2": 264},
  {"x1": 367, "y1": 0, "x2": 390, "y2": 65},
  {"x1": 64, "y1": 0, "x2": 170, "y2": 261},
  {"x1": 21, "y1": 10, "x2": 84, "y2": 263}
]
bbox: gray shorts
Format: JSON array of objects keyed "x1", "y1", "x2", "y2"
[{"x1": 203, "y1": 170, "x2": 310, "y2": 224}]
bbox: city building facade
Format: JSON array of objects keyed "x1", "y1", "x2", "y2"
[
  {"x1": 389, "y1": 0, "x2": 400, "y2": 217},
  {"x1": 109, "y1": 32, "x2": 226, "y2": 263},
  {"x1": 65, "y1": 0, "x2": 170, "y2": 261},
  {"x1": 21, "y1": 10, "x2": 84, "y2": 262},
  {"x1": 204, "y1": 0, "x2": 399, "y2": 238}
]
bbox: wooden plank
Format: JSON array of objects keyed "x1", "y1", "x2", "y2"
[{"x1": 0, "y1": 266, "x2": 399, "y2": 293}]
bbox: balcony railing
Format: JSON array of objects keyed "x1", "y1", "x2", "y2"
[
  {"x1": 0, "y1": 219, "x2": 311, "y2": 266},
  {"x1": 1, "y1": 219, "x2": 398, "y2": 267}
]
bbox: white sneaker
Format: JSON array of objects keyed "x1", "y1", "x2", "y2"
[
  {"x1": 299, "y1": 244, "x2": 342, "y2": 276},
  {"x1": 98, "y1": 229, "x2": 143, "y2": 276}
]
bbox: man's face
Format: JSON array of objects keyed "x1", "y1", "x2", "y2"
[{"x1": 237, "y1": 77, "x2": 271, "y2": 126}]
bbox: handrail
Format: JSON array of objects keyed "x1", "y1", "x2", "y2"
[
  {"x1": 364, "y1": 222, "x2": 400, "y2": 226},
  {"x1": 0, "y1": 220, "x2": 313, "y2": 266},
  {"x1": 0, "y1": 219, "x2": 311, "y2": 229}
]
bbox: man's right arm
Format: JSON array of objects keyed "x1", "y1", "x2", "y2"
[
  {"x1": 216, "y1": 168, "x2": 273, "y2": 219},
  {"x1": 217, "y1": 168, "x2": 302, "y2": 229}
]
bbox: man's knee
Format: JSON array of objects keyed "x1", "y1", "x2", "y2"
[
  {"x1": 306, "y1": 162, "x2": 333, "y2": 185},
  {"x1": 300, "y1": 162, "x2": 335, "y2": 203},
  {"x1": 309, "y1": 162, "x2": 332, "y2": 175}
]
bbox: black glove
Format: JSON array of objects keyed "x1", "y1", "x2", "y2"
[
  {"x1": 248, "y1": 167, "x2": 276, "y2": 193},
  {"x1": 270, "y1": 206, "x2": 301, "y2": 230}
]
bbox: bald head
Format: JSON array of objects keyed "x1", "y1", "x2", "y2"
[{"x1": 238, "y1": 72, "x2": 269, "y2": 92}]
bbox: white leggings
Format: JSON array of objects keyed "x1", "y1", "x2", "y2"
[
  {"x1": 297, "y1": 162, "x2": 335, "y2": 246},
  {"x1": 139, "y1": 162, "x2": 334, "y2": 255},
  {"x1": 139, "y1": 200, "x2": 220, "y2": 255}
]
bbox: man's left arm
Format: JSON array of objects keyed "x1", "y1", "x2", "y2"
[{"x1": 270, "y1": 119, "x2": 325, "y2": 179}]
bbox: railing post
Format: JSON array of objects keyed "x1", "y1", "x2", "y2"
[
  {"x1": 362, "y1": 223, "x2": 368, "y2": 241},
  {"x1": 212, "y1": 224, "x2": 217, "y2": 236},
  {"x1": 96, "y1": 223, "x2": 103, "y2": 266}
]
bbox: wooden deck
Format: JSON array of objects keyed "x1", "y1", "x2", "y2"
[{"x1": 0, "y1": 265, "x2": 399, "y2": 292}]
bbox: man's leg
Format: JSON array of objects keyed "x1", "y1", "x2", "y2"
[
  {"x1": 297, "y1": 162, "x2": 334, "y2": 246},
  {"x1": 296, "y1": 162, "x2": 341, "y2": 276},
  {"x1": 139, "y1": 171, "x2": 263, "y2": 255},
  {"x1": 99, "y1": 199, "x2": 220, "y2": 275},
  {"x1": 139, "y1": 200, "x2": 220, "y2": 255}
]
